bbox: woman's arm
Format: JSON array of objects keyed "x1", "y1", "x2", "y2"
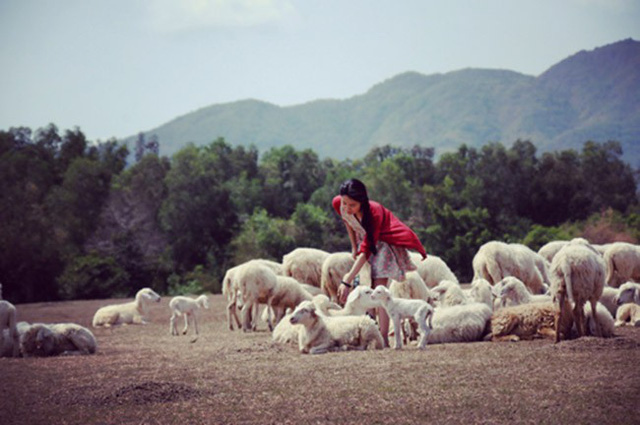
[
  {"x1": 345, "y1": 222, "x2": 358, "y2": 258},
  {"x1": 337, "y1": 252, "x2": 368, "y2": 304}
]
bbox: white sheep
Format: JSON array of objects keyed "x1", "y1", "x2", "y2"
[
  {"x1": 615, "y1": 281, "x2": 640, "y2": 305},
  {"x1": 370, "y1": 286, "x2": 433, "y2": 350},
  {"x1": 92, "y1": 287, "x2": 161, "y2": 327},
  {"x1": 319, "y1": 252, "x2": 373, "y2": 303},
  {"x1": 169, "y1": 294, "x2": 210, "y2": 336},
  {"x1": 468, "y1": 278, "x2": 495, "y2": 310},
  {"x1": 409, "y1": 252, "x2": 458, "y2": 287},
  {"x1": 549, "y1": 242, "x2": 606, "y2": 342},
  {"x1": 223, "y1": 259, "x2": 283, "y2": 331},
  {"x1": 388, "y1": 271, "x2": 434, "y2": 303},
  {"x1": 598, "y1": 286, "x2": 621, "y2": 318},
  {"x1": 266, "y1": 276, "x2": 314, "y2": 329},
  {"x1": 289, "y1": 300, "x2": 384, "y2": 354},
  {"x1": 431, "y1": 280, "x2": 470, "y2": 307},
  {"x1": 497, "y1": 276, "x2": 552, "y2": 307},
  {"x1": 282, "y1": 247, "x2": 330, "y2": 288},
  {"x1": 313, "y1": 286, "x2": 376, "y2": 317},
  {"x1": 0, "y1": 300, "x2": 19, "y2": 357},
  {"x1": 236, "y1": 261, "x2": 278, "y2": 332},
  {"x1": 490, "y1": 302, "x2": 570, "y2": 342},
  {"x1": 426, "y1": 303, "x2": 493, "y2": 344},
  {"x1": 19, "y1": 322, "x2": 97, "y2": 356},
  {"x1": 584, "y1": 302, "x2": 615, "y2": 337},
  {"x1": 272, "y1": 311, "x2": 300, "y2": 345},
  {"x1": 473, "y1": 241, "x2": 546, "y2": 294},
  {"x1": 614, "y1": 303, "x2": 640, "y2": 327},
  {"x1": 603, "y1": 242, "x2": 640, "y2": 287},
  {"x1": 538, "y1": 241, "x2": 569, "y2": 263}
]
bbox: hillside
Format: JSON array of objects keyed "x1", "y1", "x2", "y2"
[{"x1": 125, "y1": 39, "x2": 640, "y2": 166}]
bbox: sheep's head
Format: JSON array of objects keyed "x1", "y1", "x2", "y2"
[
  {"x1": 137, "y1": 288, "x2": 161, "y2": 303},
  {"x1": 21, "y1": 324, "x2": 56, "y2": 357},
  {"x1": 616, "y1": 282, "x2": 640, "y2": 306},
  {"x1": 198, "y1": 295, "x2": 210, "y2": 309},
  {"x1": 346, "y1": 286, "x2": 376, "y2": 307},
  {"x1": 290, "y1": 301, "x2": 317, "y2": 325},
  {"x1": 370, "y1": 286, "x2": 391, "y2": 304}
]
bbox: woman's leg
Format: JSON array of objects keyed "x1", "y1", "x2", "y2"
[{"x1": 373, "y1": 277, "x2": 390, "y2": 347}]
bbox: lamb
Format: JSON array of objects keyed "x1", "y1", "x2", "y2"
[
  {"x1": 92, "y1": 287, "x2": 161, "y2": 327},
  {"x1": 598, "y1": 286, "x2": 621, "y2": 317},
  {"x1": 19, "y1": 322, "x2": 97, "y2": 356},
  {"x1": 614, "y1": 303, "x2": 640, "y2": 327},
  {"x1": 603, "y1": 242, "x2": 640, "y2": 287},
  {"x1": 289, "y1": 301, "x2": 384, "y2": 354},
  {"x1": 282, "y1": 247, "x2": 330, "y2": 288},
  {"x1": 468, "y1": 278, "x2": 494, "y2": 310},
  {"x1": 272, "y1": 311, "x2": 300, "y2": 345},
  {"x1": 427, "y1": 303, "x2": 493, "y2": 344},
  {"x1": 389, "y1": 271, "x2": 434, "y2": 303},
  {"x1": 313, "y1": 286, "x2": 375, "y2": 317},
  {"x1": 431, "y1": 280, "x2": 470, "y2": 307},
  {"x1": 472, "y1": 241, "x2": 545, "y2": 294},
  {"x1": 549, "y1": 242, "x2": 606, "y2": 342},
  {"x1": 409, "y1": 252, "x2": 458, "y2": 287},
  {"x1": 370, "y1": 286, "x2": 434, "y2": 350},
  {"x1": 497, "y1": 276, "x2": 552, "y2": 307},
  {"x1": 584, "y1": 302, "x2": 615, "y2": 337},
  {"x1": 266, "y1": 276, "x2": 314, "y2": 329},
  {"x1": 0, "y1": 300, "x2": 19, "y2": 357},
  {"x1": 490, "y1": 302, "x2": 571, "y2": 342},
  {"x1": 223, "y1": 259, "x2": 284, "y2": 331},
  {"x1": 169, "y1": 294, "x2": 210, "y2": 337}
]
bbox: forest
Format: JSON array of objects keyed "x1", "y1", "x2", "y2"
[{"x1": 1, "y1": 124, "x2": 638, "y2": 303}]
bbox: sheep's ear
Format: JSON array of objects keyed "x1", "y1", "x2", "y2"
[{"x1": 634, "y1": 288, "x2": 640, "y2": 305}]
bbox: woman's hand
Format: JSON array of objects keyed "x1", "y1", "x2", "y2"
[{"x1": 338, "y1": 281, "x2": 351, "y2": 305}]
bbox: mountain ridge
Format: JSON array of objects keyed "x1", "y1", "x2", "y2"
[{"x1": 125, "y1": 39, "x2": 640, "y2": 166}]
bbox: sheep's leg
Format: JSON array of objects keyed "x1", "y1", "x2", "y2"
[
  {"x1": 391, "y1": 315, "x2": 403, "y2": 350},
  {"x1": 573, "y1": 302, "x2": 585, "y2": 338},
  {"x1": 588, "y1": 299, "x2": 601, "y2": 337},
  {"x1": 169, "y1": 313, "x2": 178, "y2": 335},
  {"x1": 416, "y1": 311, "x2": 430, "y2": 350},
  {"x1": 241, "y1": 302, "x2": 253, "y2": 332},
  {"x1": 193, "y1": 314, "x2": 199, "y2": 335},
  {"x1": 555, "y1": 292, "x2": 566, "y2": 343},
  {"x1": 226, "y1": 299, "x2": 236, "y2": 331},
  {"x1": 182, "y1": 313, "x2": 190, "y2": 335}
]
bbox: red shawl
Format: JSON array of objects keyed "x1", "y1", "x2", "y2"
[{"x1": 332, "y1": 195, "x2": 427, "y2": 260}]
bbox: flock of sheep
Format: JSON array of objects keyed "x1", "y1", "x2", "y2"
[{"x1": 1, "y1": 239, "x2": 639, "y2": 357}]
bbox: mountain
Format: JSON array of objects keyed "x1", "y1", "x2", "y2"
[{"x1": 126, "y1": 39, "x2": 640, "y2": 166}]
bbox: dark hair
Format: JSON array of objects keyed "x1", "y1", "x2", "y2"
[{"x1": 339, "y1": 179, "x2": 377, "y2": 255}]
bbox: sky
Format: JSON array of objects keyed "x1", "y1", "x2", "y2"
[{"x1": 1, "y1": 0, "x2": 639, "y2": 142}]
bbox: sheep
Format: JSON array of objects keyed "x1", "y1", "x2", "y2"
[
  {"x1": 169, "y1": 294, "x2": 210, "y2": 337},
  {"x1": 266, "y1": 276, "x2": 314, "y2": 330},
  {"x1": 236, "y1": 261, "x2": 279, "y2": 332},
  {"x1": 472, "y1": 241, "x2": 545, "y2": 294},
  {"x1": 313, "y1": 286, "x2": 375, "y2": 317},
  {"x1": 468, "y1": 278, "x2": 494, "y2": 310},
  {"x1": 282, "y1": 247, "x2": 330, "y2": 288},
  {"x1": 538, "y1": 241, "x2": 569, "y2": 263},
  {"x1": 614, "y1": 303, "x2": 640, "y2": 327},
  {"x1": 431, "y1": 280, "x2": 470, "y2": 307},
  {"x1": 320, "y1": 252, "x2": 372, "y2": 303},
  {"x1": 289, "y1": 301, "x2": 384, "y2": 354},
  {"x1": 549, "y1": 242, "x2": 606, "y2": 342},
  {"x1": 272, "y1": 311, "x2": 300, "y2": 345},
  {"x1": 490, "y1": 302, "x2": 571, "y2": 342},
  {"x1": 615, "y1": 281, "x2": 640, "y2": 305},
  {"x1": 223, "y1": 259, "x2": 284, "y2": 331},
  {"x1": 0, "y1": 300, "x2": 19, "y2": 357},
  {"x1": 426, "y1": 303, "x2": 493, "y2": 344},
  {"x1": 603, "y1": 242, "x2": 640, "y2": 288},
  {"x1": 598, "y1": 286, "x2": 621, "y2": 317},
  {"x1": 370, "y1": 286, "x2": 434, "y2": 350},
  {"x1": 409, "y1": 252, "x2": 458, "y2": 288},
  {"x1": 497, "y1": 276, "x2": 552, "y2": 307},
  {"x1": 19, "y1": 322, "x2": 97, "y2": 356},
  {"x1": 389, "y1": 271, "x2": 434, "y2": 303},
  {"x1": 584, "y1": 302, "x2": 615, "y2": 337},
  {"x1": 92, "y1": 287, "x2": 161, "y2": 327}
]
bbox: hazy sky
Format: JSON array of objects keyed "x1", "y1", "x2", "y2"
[{"x1": 1, "y1": 0, "x2": 638, "y2": 141}]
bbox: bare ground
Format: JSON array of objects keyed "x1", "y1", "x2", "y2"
[{"x1": 1, "y1": 295, "x2": 639, "y2": 425}]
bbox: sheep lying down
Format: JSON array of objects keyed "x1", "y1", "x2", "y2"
[
  {"x1": 19, "y1": 322, "x2": 97, "y2": 357},
  {"x1": 289, "y1": 301, "x2": 384, "y2": 354}
]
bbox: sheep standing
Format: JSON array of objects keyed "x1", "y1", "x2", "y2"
[
  {"x1": 538, "y1": 241, "x2": 569, "y2": 263},
  {"x1": 289, "y1": 301, "x2": 384, "y2": 354},
  {"x1": 389, "y1": 271, "x2": 433, "y2": 303},
  {"x1": 92, "y1": 287, "x2": 161, "y2": 327},
  {"x1": 235, "y1": 262, "x2": 278, "y2": 332},
  {"x1": 320, "y1": 252, "x2": 372, "y2": 303},
  {"x1": 604, "y1": 243, "x2": 640, "y2": 287},
  {"x1": 370, "y1": 286, "x2": 433, "y2": 350},
  {"x1": 169, "y1": 295, "x2": 210, "y2": 336},
  {"x1": 20, "y1": 322, "x2": 97, "y2": 356},
  {"x1": 472, "y1": 241, "x2": 545, "y2": 294},
  {"x1": 410, "y1": 252, "x2": 458, "y2": 287},
  {"x1": 282, "y1": 247, "x2": 330, "y2": 288},
  {"x1": 0, "y1": 300, "x2": 19, "y2": 357},
  {"x1": 549, "y1": 243, "x2": 606, "y2": 342},
  {"x1": 266, "y1": 276, "x2": 314, "y2": 329}
]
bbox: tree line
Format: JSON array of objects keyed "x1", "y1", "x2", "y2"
[{"x1": 1, "y1": 124, "x2": 638, "y2": 303}]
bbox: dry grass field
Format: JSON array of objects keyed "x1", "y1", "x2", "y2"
[{"x1": 1, "y1": 294, "x2": 639, "y2": 425}]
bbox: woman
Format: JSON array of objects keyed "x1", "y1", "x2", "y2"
[{"x1": 332, "y1": 178, "x2": 427, "y2": 347}]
